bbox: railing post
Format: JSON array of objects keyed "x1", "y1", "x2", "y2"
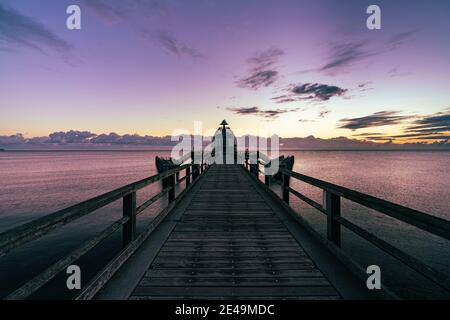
[
  {"x1": 168, "y1": 173, "x2": 175, "y2": 204},
  {"x1": 265, "y1": 173, "x2": 270, "y2": 186},
  {"x1": 325, "y1": 190, "x2": 341, "y2": 247},
  {"x1": 122, "y1": 191, "x2": 136, "y2": 247},
  {"x1": 201, "y1": 151, "x2": 204, "y2": 174},
  {"x1": 282, "y1": 171, "x2": 290, "y2": 204},
  {"x1": 254, "y1": 150, "x2": 260, "y2": 178},
  {"x1": 191, "y1": 150, "x2": 200, "y2": 180},
  {"x1": 245, "y1": 149, "x2": 249, "y2": 171},
  {"x1": 186, "y1": 166, "x2": 191, "y2": 187}
]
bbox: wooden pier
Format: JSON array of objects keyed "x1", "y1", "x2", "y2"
[
  {"x1": 114, "y1": 165, "x2": 346, "y2": 300},
  {"x1": 1, "y1": 124, "x2": 450, "y2": 300}
]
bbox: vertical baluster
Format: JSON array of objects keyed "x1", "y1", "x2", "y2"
[
  {"x1": 282, "y1": 171, "x2": 290, "y2": 204},
  {"x1": 265, "y1": 173, "x2": 270, "y2": 186},
  {"x1": 255, "y1": 150, "x2": 260, "y2": 178},
  {"x1": 122, "y1": 191, "x2": 136, "y2": 247},
  {"x1": 168, "y1": 173, "x2": 175, "y2": 204},
  {"x1": 200, "y1": 151, "x2": 204, "y2": 174},
  {"x1": 186, "y1": 166, "x2": 191, "y2": 187},
  {"x1": 325, "y1": 190, "x2": 341, "y2": 247}
]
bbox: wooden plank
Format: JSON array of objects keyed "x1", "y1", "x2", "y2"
[
  {"x1": 159, "y1": 247, "x2": 304, "y2": 253},
  {"x1": 167, "y1": 234, "x2": 293, "y2": 240},
  {"x1": 140, "y1": 277, "x2": 331, "y2": 287},
  {"x1": 164, "y1": 240, "x2": 298, "y2": 246},
  {"x1": 153, "y1": 257, "x2": 311, "y2": 264},
  {"x1": 156, "y1": 252, "x2": 307, "y2": 258},
  {"x1": 145, "y1": 269, "x2": 323, "y2": 278},
  {"x1": 150, "y1": 265, "x2": 316, "y2": 272},
  {"x1": 131, "y1": 286, "x2": 338, "y2": 297}
]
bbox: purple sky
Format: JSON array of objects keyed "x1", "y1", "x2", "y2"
[{"x1": 0, "y1": 0, "x2": 449, "y2": 143}]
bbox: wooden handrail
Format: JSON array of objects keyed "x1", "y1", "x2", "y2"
[
  {"x1": 0, "y1": 164, "x2": 190, "y2": 256},
  {"x1": 1, "y1": 162, "x2": 208, "y2": 300},
  {"x1": 243, "y1": 162, "x2": 450, "y2": 295},
  {"x1": 281, "y1": 168, "x2": 450, "y2": 241}
]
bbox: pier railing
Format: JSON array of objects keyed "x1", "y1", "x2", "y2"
[
  {"x1": 0, "y1": 161, "x2": 208, "y2": 300},
  {"x1": 244, "y1": 154, "x2": 450, "y2": 297}
]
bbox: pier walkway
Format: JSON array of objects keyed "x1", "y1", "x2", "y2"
[{"x1": 102, "y1": 165, "x2": 363, "y2": 300}]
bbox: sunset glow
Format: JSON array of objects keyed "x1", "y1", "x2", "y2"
[{"x1": 1, "y1": 0, "x2": 449, "y2": 146}]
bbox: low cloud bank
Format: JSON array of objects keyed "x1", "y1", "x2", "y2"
[{"x1": 1, "y1": 130, "x2": 448, "y2": 150}]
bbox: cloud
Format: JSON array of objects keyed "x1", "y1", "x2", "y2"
[
  {"x1": 226, "y1": 106, "x2": 296, "y2": 119},
  {"x1": 0, "y1": 3, "x2": 72, "y2": 56},
  {"x1": 293, "y1": 83, "x2": 347, "y2": 101},
  {"x1": 388, "y1": 67, "x2": 412, "y2": 78},
  {"x1": 279, "y1": 135, "x2": 448, "y2": 149},
  {"x1": 341, "y1": 109, "x2": 450, "y2": 142},
  {"x1": 80, "y1": 0, "x2": 168, "y2": 23},
  {"x1": 157, "y1": 30, "x2": 206, "y2": 59},
  {"x1": 338, "y1": 111, "x2": 414, "y2": 130},
  {"x1": 81, "y1": 0, "x2": 205, "y2": 59},
  {"x1": 0, "y1": 131, "x2": 176, "y2": 147},
  {"x1": 388, "y1": 30, "x2": 418, "y2": 49},
  {"x1": 247, "y1": 47, "x2": 285, "y2": 72},
  {"x1": 386, "y1": 109, "x2": 450, "y2": 140},
  {"x1": 2, "y1": 128, "x2": 449, "y2": 150},
  {"x1": 357, "y1": 81, "x2": 374, "y2": 92},
  {"x1": 273, "y1": 83, "x2": 347, "y2": 103},
  {"x1": 351, "y1": 132, "x2": 385, "y2": 137},
  {"x1": 315, "y1": 30, "x2": 417, "y2": 75},
  {"x1": 236, "y1": 47, "x2": 284, "y2": 90},
  {"x1": 318, "y1": 109, "x2": 331, "y2": 118},
  {"x1": 320, "y1": 41, "x2": 373, "y2": 74},
  {"x1": 48, "y1": 131, "x2": 96, "y2": 143},
  {"x1": 404, "y1": 110, "x2": 450, "y2": 134},
  {"x1": 0, "y1": 134, "x2": 26, "y2": 145},
  {"x1": 236, "y1": 70, "x2": 279, "y2": 90}
]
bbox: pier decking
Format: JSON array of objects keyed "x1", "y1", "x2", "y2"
[{"x1": 128, "y1": 165, "x2": 340, "y2": 299}]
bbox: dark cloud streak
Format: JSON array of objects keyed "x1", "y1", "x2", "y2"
[
  {"x1": 157, "y1": 30, "x2": 206, "y2": 59},
  {"x1": 274, "y1": 83, "x2": 347, "y2": 103},
  {"x1": 226, "y1": 106, "x2": 296, "y2": 119},
  {"x1": 317, "y1": 30, "x2": 417, "y2": 75},
  {"x1": 338, "y1": 111, "x2": 414, "y2": 130},
  {"x1": 0, "y1": 3, "x2": 72, "y2": 55},
  {"x1": 341, "y1": 109, "x2": 450, "y2": 142},
  {"x1": 236, "y1": 47, "x2": 284, "y2": 90}
]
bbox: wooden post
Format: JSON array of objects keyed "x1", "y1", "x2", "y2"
[
  {"x1": 186, "y1": 166, "x2": 191, "y2": 187},
  {"x1": 168, "y1": 173, "x2": 175, "y2": 204},
  {"x1": 122, "y1": 192, "x2": 136, "y2": 247},
  {"x1": 255, "y1": 150, "x2": 260, "y2": 178},
  {"x1": 282, "y1": 172, "x2": 290, "y2": 205},
  {"x1": 325, "y1": 190, "x2": 341, "y2": 247},
  {"x1": 191, "y1": 150, "x2": 199, "y2": 180},
  {"x1": 245, "y1": 149, "x2": 249, "y2": 170},
  {"x1": 265, "y1": 174, "x2": 270, "y2": 187},
  {"x1": 201, "y1": 151, "x2": 204, "y2": 174}
]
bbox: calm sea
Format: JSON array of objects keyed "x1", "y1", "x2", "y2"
[{"x1": 0, "y1": 150, "x2": 449, "y2": 298}]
